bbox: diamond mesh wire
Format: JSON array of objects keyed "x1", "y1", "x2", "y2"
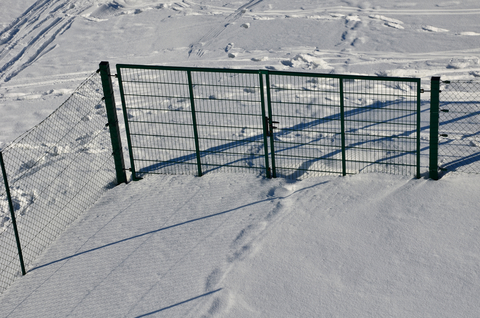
[
  {"x1": 0, "y1": 72, "x2": 116, "y2": 294},
  {"x1": 118, "y1": 67, "x2": 266, "y2": 178},
  {"x1": 438, "y1": 81, "x2": 480, "y2": 174},
  {"x1": 268, "y1": 74, "x2": 419, "y2": 179}
]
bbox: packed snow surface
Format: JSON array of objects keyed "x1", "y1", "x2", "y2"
[{"x1": 1, "y1": 0, "x2": 480, "y2": 317}]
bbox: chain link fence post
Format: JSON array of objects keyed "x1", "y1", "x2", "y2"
[
  {"x1": 99, "y1": 61, "x2": 127, "y2": 184},
  {"x1": 0, "y1": 152, "x2": 26, "y2": 276},
  {"x1": 429, "y1": 76, "x2": 441, "y2": 180}
]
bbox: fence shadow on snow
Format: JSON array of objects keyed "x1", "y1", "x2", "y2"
[{"x1": 2, "y1": 64, "x2": 480, "y2": 297}]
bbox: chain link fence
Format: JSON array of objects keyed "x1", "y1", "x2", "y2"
[
  {"x1": 438, "y1": 81, "x2": 480, "y2": 174},
  {"x1": 0, "y1": 71, "x2": 116, "y2": 294}
]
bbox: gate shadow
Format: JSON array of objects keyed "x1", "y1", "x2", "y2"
[{"x1": 137, "y1": 99, "x2": 427, "y2": 179}]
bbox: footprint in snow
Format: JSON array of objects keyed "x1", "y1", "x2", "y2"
[{"x1": 225, "y1": 43, "x2": 234, "y2": 52}]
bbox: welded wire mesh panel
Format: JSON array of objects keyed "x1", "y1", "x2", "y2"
[
  {"x1": 438, "y1": 81, "x2": 480, "y2": 174},
  {"x1": 191, "y1": 71, "x2": 265, "y2": 174},
  {"x1": 0, "y1": 72, "x2": 115, "y2": 293},
  {"x1": 118, "y1": 66, "x2": 266, "y2": 177},
  {"x1": 118, "y1": 67, "x2": 197, "y2": 176},
  {"x1": 268, "y1": 73, "x2": 420, "y2": 179},
  {"x1": 267, "y1": 74, "x2": 343, "y2": 179},
  {"x1": 343, "y1": 79, "x2": 419, "y2": 175}
]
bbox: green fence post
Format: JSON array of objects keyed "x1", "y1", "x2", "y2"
[
  {"x1": 264, "y1": 71, "x2": 277, "y2": 178},
  {"x1": 339, "y1": 78, "x2": 347, "y2": 176},
  {"x1": 429, "y1": 76, "x2": 441, "y2": 180},
  {"x1": 99, "y1": 61, "x2": 127, "y2": 184},
  {"x1": 187, "y1": 70, "x2": 203, "y2": 177},
  {"x1": 416, "y1": 81, "x2": 422, "y2": 179},
  {"x1": 259, "y1": 71, "x2": 271, "y2": 178},
  {"x1": 0, "y1": 152, "x2": 26, "y2": 276}
]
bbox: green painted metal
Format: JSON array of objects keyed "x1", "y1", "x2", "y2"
[
  {"x1": 187, "y1": 70, "x2": 203, "y2": 177},
  {"x1": 259, "y1": 71, "x2": 271, "y2": 178},
  {"x1": 339, "y1": 78, "x2": 347, "y2": 176},
  {"x1": 116, "y1": 64, "x2": 422, "y2": 179},
  {"x1": 416, "y1": 83, "x2": 422, "y2": 179},
  {"x1": 264, "y1": 72, "x2": 277, "y2": 178},
  {"x1": 115, "y1": 66, "x2": 140, "y2": 181},
  {"x1": 99, "y1": 62, "x2": 127, "y2": 184},
  {"x1": 0, "y1": 152, "x2": 26, "y2": 276},
  {"x1": 429, "y1": 76, "x2": 441, "y2": 180}
]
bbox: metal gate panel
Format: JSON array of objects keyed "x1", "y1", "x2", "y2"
[
  {"x1": 117, "y1": 65, "x2": 269, "y2": 179},
  {"x1": 189, "y1": 70, "x2": 268, "y2": 175},
  {"x1": 118, "y1": 65, "x2": 421, "y2": 180},
  {"x1": 342, "y1": 78, "x2": 420, "y2": 176},
  {"x1": 266, "y1": 71, "x2": 421, "y2": 179},
  {"x1": 266, "y1": 73, "x2": 344, "y2": 179},
  {"x1": 117, "y1": 66, "x2": 198, "y2": 177}
]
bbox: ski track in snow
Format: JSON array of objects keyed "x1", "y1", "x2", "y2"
[
  {"x1": 187, "y1": 0, "x2": 265, "y2": 58},
  {"x1": 2, "y1": 0, "x2": 480, "y2": 87},
  {"x1": 0, "y1": 0, "x2": 94, "y2": 83}
]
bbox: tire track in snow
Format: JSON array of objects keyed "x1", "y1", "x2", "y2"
[
  {"x1": 188, "y1": 0, "x2": 264, "y2": 58},
  {"x1": 0, "y1": 0, "x2": 92, "y2": 83}
]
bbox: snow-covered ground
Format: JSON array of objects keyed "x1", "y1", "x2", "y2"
[
  {"x1": 1, "y1": 0, "x2": 480, "y2": 317},
  {"x1": 1, "y1": 173, "x2": 480, "y2": 317}
]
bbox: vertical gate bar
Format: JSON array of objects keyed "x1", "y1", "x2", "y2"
[
  {"x1": 116, "y1": 66, "x2": 140, "y2": 181},
  {"x1": 339, "y1": 78, "x2": 347, "y2": 176},
  {"x1": 429, "y1": 76, "x2": 441, "y2": 180},
  {"x1": 99, "y1": 62, "x2": 127, "y2": 184},
  {"x1": 259, "y1": 71, "x2": 271, "y2": 178},
  {"x1": 187, "y1": 70, "x2": 203, "y2": 177},
  {"x1": 416, "y1": 80, "x2": 422, "y2": 178},
  {"x1": 264, "y1": 71, "x2": 277, "y2": 178},
  {"x1": 0, "y1": 152, "x2": 26, "y2": 276}
]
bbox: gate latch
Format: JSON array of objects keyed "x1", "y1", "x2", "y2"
[{"x1": 265, "y1": 116, "x2": 279, "y2": 136}]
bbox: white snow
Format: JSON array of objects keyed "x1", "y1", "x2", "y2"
[{"x1": 1, "y1": 0, "x2": 480, "y2": 317}]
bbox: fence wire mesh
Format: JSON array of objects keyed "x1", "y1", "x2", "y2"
[
  {"x1": 268, "y1": 73, "x2": 420, "y2": 179},
  {"x1": 0, "y1": 72, "x2": 116, "y2": 293},
  {"x1": 118, "y1": 65, "x2": 420, "y2": 180},
  {"x1": 117, "y1": 66, "x2": 267, "y2": 178},
  {"x1": 267, "y1": 74, "x2": 343, "y2": 178},
  {"x1": 438, "y1": 81, "x2": 480, "y2": 174}
]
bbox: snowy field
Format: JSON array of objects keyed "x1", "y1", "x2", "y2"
[{"x1": 1, "y1": 0, "x2": 480, "y2": 317}]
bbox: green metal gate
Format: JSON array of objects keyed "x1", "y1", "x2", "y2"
[
  {"x1": 117, "y1": 65, "x2": 421, "y2": 180},
  {"x1": 117, "y1": 65, "x2": 270, "y2": 179},
  {"x1": 266, "y1": 71, "x2": 421, "y2": 179}
]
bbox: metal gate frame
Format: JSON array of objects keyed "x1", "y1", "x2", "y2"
[{"x1": 116, "y1": 65, "x2": 421, "y2": 180}]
